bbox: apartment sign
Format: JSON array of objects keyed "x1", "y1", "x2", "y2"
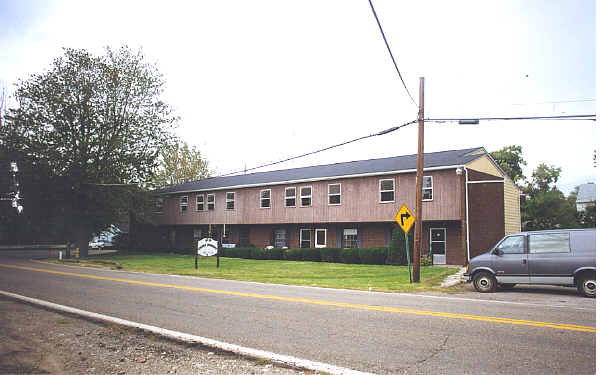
[
  {"x1": 395, "y1": 204, "x2": 415, "y2": 234},
  {"x1": 197, "y1": 238, "x2": 218, "y2": 256}
]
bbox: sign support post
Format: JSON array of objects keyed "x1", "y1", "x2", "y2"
[{"x1": 395, "y1": 204, "x2": 415, "y2": 283}]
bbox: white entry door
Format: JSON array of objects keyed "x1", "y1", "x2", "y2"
[
  {"x1": 431, "y1": 228, "x2": 446, "y2": 265},
  {"x1": 315, "y1": 229, "x2": 327, "y2": 248}
]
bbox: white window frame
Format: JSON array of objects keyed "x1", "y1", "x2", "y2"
[
  {"x1": 328, "y1": 183, "x2": 341, "y2": 205},
  {"x1": 343, "y1": 228, "x2": 359, "y2": 249},
  {"x1": 315, "y1": 229, "x2": 327, "y2": 248},
  {"x1": 260, "y1": 189, "x2": 271, "y2": 208},
  {"x1": 180, "y1": 196, "x2": 188, "y2": 214},
  {"x1": 207, "y1": 193, "x2": 215, "y2": 210},
  {"x1": 196, "y1": 194, "x2": 205, "y2": 211},
  {"x1": 225, "y1": 192, "x2": 235, "y2": 210},
  {"x1": 379, "y1": 178, "x2": 395, "y2": 203},
  {"x1": 285, "y1": 187, "x2": 296, "y2": 207},
  {"x1": 422, "y1": 176, "x2": 433, "y2": 201},
  {"x1": 300, "y1": 186, "x2": 312, "y2": 207},
  {"x1": 299, "y1": 229, "x2": 311, "y2": 248}
]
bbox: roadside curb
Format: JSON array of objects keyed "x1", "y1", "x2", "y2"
[{"x1": 0, "y1": 290, "x2": 375, "y2": 375}]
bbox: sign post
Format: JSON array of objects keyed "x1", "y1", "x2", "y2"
[{"x1": 395, "y1": 204, "x2": 415, "y2": 283}]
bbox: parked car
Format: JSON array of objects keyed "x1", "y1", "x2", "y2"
[
  {"x1": 88, "y1": 240, "x2": 105, "y2": 249},
  {"x1": 463, "y1": 229, "x2": 596, "y2": 297}
]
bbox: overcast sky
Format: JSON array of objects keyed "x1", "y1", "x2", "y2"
[{"x1": 0, "y1": 0, "x2": 596, "y2": 194}]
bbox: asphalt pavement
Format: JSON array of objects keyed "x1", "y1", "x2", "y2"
[{"x1": 0, "y1": 252, "x2": 595, "y2": 374}]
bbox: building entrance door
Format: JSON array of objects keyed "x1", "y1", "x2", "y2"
[{"x1": 430, "y1": 228, "x2": 446, "y2": 265}]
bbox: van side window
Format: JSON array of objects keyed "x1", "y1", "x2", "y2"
[
  {"x1": 529, "y1": 233, "x2": 570, "y2": 254},
  {"x1": 497, "y1": 236, "x2": 525, "y2": 254}
]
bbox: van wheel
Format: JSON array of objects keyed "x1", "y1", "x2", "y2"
[
  {"x1": 499, "y1": 283, "x2": 516, "y2": 289},
  {"x1": 577, "y1": 273, "x2": 595, "y2": 298},
  {"x1": 473, "y1": 272, "x2": 497, "y2": 293}
]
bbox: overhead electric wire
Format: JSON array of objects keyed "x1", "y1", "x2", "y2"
[
  {"x1": 511, "y1": 98, "x2": 596, "y2": 106},
  {"x1": 425, "y1": 114, "x2": 596, "y2": 123},
  {"x1": 215, "y1": 120, "x2": 417, "y2": 178},
  {"x1": 367, "y1": 0, "x2": 417, "y2": 107}
]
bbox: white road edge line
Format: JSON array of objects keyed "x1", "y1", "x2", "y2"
[{"x1": 0, "y1": 290, "x2": 374, "y2": 375}]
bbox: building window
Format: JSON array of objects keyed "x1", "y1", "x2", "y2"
[
  {"x1": 285, "y1": 187, "x2": 296, "y2": 207},
  {"x1": 154, "y1": 197, "x2": 164, "y2": 214},
  {"x1": 343, "y1": 228, "x2": 358, "y2": 248},
  {"x1": 196, "y1": 195, "x2": 204, "y2": 211},
  {"x1": 260, "y1": 189, "x2": 271, "y2": 208},
  {"x1": 226, "y1": 192, "x2": 235, "y2": 210},
  {"x1": 274, "y1": 229, "x2": 287, "y2": 248},
  {"x1": 380, "y1": 179, "x2": 395, "y2": 203},
  {"x1": 300, "y1": 229, "x2": 311, "y2": 248},
  {"x1": 207, "y1": 193, "x2": 215, "y2": 210},
  {"x1": 300, "y1": 186, "x2": 312, "y2": 207},
  {"x1": 328, "y1": 183, "x2": 341, "y2": 205},
  {"x1": 180, "y1": 196, "x2": 188, "y2": 213},
  {"x1": 422, "y1": 176, "x2": 433, "y2": 201}
]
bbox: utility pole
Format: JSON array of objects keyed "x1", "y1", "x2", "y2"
[{"x1": 413, "y1": 77, "x2": 424, "y2": 283}]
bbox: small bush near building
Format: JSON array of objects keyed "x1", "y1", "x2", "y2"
[
  {"x1": 340, "y1": 248, "x2": 361, "y2": 264},
  {"x1": 301, "y1": 248, "x2": 321, "y2": 262},
  {"x1": 319, "y1": 248, "x2": 341, "y2": 263},
  {"x1": 269, "y1": 248, "x2": 284, "y2": 260},
  {"x1": 359, "y1": 247, "x2": 388, "y2": 265},
  {"x1": 388, "y1": 227, "x2": 413, "y2": 265},
  {"x1": 283, "y1": 248, "x2": 303, "y2": 261},
  {"x1": 250, "y1": 248, "x2": 269, "y2": 260}
]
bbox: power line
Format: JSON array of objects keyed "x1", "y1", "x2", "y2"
[
  {"x1": 511, "y1": 99, "x2": 596, "y2": 106},
  {"x1": 425, "y1": 114, "x2": 596, "y2": 123},
  {"x1": 216, "y1": 120, "x2": 417, "y2": 178},
  {"x1": 367, "y1": 0, "x2": 417, "y2": 107}
]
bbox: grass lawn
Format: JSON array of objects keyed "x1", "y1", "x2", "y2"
[{"x1": 61, "y1": 252, "x2": 461, "y2": 293}]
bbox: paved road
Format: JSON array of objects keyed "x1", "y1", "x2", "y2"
[{"x1": 0, "y1": 253, "x2": 595, "y2": 374}]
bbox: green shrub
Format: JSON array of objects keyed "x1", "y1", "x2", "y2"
[
  {"x1": 319, "y1": 248, "x2": 341, "y2": 263},
  {"x1": 283, "y1": 248, "x2": 303, "y2": 261},
  {"x1": 420, "y1": 255, "x2": 433, "y2": 266},
  {"x1": 301, "y1": 248, "x2": 321, "y2": 262},
  {"x1": 250, "y1": 248, "x2": 269, "y2": 260},
  {"x1": 340, "y1": 248, "x2": 361, "y2": 264},
  {"x1": 388, "y1": 227, "x2": 414, "y2": 265},
  {"x1": 269, "y1": 248, "x2": 284, "y2": 260},
  {"x1": 358, "y1": 247, "x2": 388, "y2": 265}
]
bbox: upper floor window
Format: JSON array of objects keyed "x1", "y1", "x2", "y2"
[
  {"x1": 260, "y1": 189, "x2": 271, "y2": 208},
  {"x1": 422, "y1": 176, "x2": 433, "y2": 201},
  {"x1": 328, "y1": 183, "x2": 341, "y2": 205},
  {"x1": 207, "y1": 193, "x2": 215, "y2": 210},
  {"x1": 300, "y1": 186, "x2": 312, "y2": 207},
  {"x1": 196, "y1": 194, "x2": 204, "y2": 211},
  {"x1": 285, "y1": 187, "x2": 296, "y2": 207},
  {"x1": 226, "y1": 192, "x2": 235, "y2": 210},
  {"x1": 380, "y1": 179, "x2": 395, "y2": 203},
  {"x1": 180, "y1": 196, "x2": 188, "y2": 213},
  {"x1": 154, "y1": 197, "x2": 164, "y2": 214}
]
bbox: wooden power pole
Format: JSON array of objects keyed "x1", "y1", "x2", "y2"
[{"x1": 413, "y1": 77, "x2": 425, "y2": 283}]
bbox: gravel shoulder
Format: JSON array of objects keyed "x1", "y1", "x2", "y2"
[{"x1": 0, "y1": 296, "x2": 312, "y2": 375}]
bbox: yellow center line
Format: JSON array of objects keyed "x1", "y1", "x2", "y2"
[{"x1": 1, "y1": 263, "x2": 595, "y2": 333}]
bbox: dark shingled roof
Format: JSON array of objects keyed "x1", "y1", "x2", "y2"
[{"x1": 157, "y1": 146, "x2": 489, "y2": 194}]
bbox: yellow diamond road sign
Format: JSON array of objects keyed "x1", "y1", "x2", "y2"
[{"x1": 395, "y1": 204, "x2": 415, "y2": 234}]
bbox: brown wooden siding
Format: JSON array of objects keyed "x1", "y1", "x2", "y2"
[{"x1": 155, "y1": 169, "x2": 463, "y2": 226}]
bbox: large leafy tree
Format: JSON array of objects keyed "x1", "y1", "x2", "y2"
[
  {"x1": 152, "y1": 141, "x2": 210, "y2": 187},
  {"x1": 490, "y1": 145, "x2": 527, "y2": 183},
  {"x1": 0, "y1": 46, "x2": 178, "y2": 254}
]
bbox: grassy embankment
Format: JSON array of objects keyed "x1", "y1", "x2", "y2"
[{"x1": 58, "y1": 253, "x2": 461, "y2": 293}]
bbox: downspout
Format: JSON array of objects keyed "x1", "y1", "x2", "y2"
[{"x1": 465, "y1": 168, "x2": 471, "y2": 261}]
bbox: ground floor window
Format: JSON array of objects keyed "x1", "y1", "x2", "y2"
[
  {"x1": 300, "y1": 229, "x2": 311, "y2": 248},
  {"x1": 315, "y1": 229, "x2": 327, "y2": 248},
  {"x1": 343, "y1": 228, "x2": 358, "y2": 248},
  {"x1": 274, "y1": 229, "x2": 287, "y2": 248}
]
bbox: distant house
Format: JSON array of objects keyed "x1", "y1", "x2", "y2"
[
  {"x1": 152, "y1": 147, "x2": 521, "y2": 265},
  {"x1": 576, "y1": 183, "x2": 596, "y2": 212}
]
